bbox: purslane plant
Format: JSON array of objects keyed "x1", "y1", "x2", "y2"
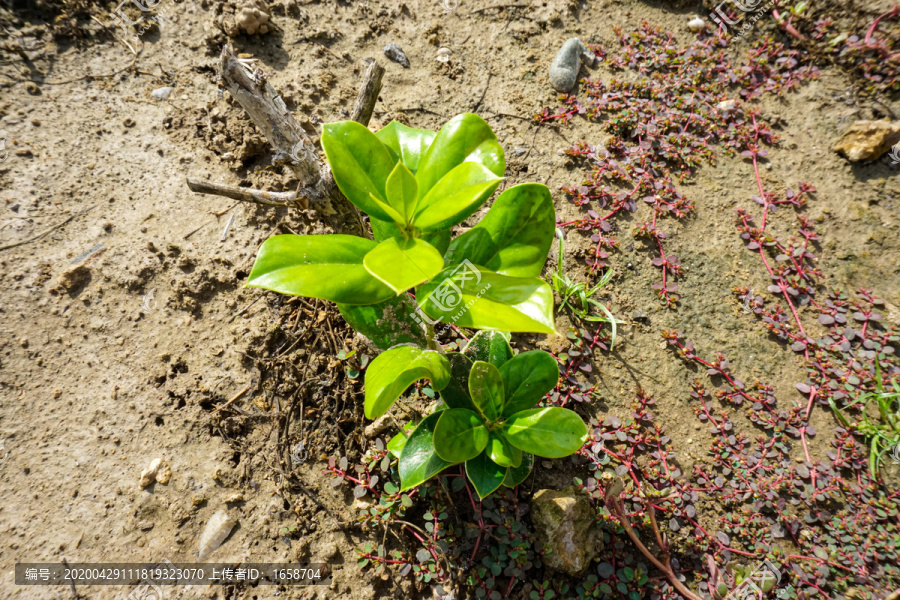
[{"x1": 247, "y1": 114, "x2": 587, "y2": 497}]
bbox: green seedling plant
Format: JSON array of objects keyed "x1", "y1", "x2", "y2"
[
  {"x1": 384, "y1": 332, "x2": 588, "y2": 498},
  {"x1": 550, "y1": 229, "x2": 620, "y2": 349},
  {"x1": 247, "y1": 113, "x2": 587, "y2": 498},
  {"x1": 830, "y1": 361, "x2": 900, "y2": 477}
]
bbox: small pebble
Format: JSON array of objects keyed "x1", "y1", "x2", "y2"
[
  {"x1": 688, "y1": 17, "x2": 705, "y2": 32},
  {"x1": 140, "y1": 458, "x2": 163, "y2": 488},
  {"x1": 549, "y1": 38, "x2": 597, "y2": 93},
  {"x1": 716, "y1": 100, "x2": 738, "y2": 112},
  {"x1": 513, "y1": 147, "x2": 526, "y2": 156},
  {"x1": 383, "y1": 43, "x2": 410, "y2": 68},
  {"x1": 436, "y1": 47, "x2": 451, "y2": 63},
  {"x1": 57, "y1": 264, "x2": 91, "y2": 292},
  {"x1": 151, "y1": 86, "x2": 174, "y2": 100}
]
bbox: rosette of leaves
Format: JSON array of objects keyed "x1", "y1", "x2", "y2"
[
  {"x1": 247, "y1": 113, "x2": 557, "y2": 344},
  {"x1": 382, "y1": 332, "x2": 588, "y2": 498},
  {"x1": 247, "y1": 114, "x2": 587, "y2": 498}
]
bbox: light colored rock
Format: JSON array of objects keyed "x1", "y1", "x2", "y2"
[
  {"x1": 688, "y1": 17, "x2": 705, "y2": 32},
  {"x1": 140, "y1": 458, "x2": 163, "y2": 488},
  {"x1": 833, "y1": 120, "x2": 900, "y2": 162},
  {"x1": 198, "y1": 510, "x2": 237, "y2": 560},
  {"x1": 221, "y1": 0, "x2": 270, "y2": 36},
  {"x1": 531, "y1": 486, "x2": 602, "y2": 576},
  {"x1": 716, "y1": 99, "x2": 738, "y2": 112},
  {"x1": 57, "y1": 264, "x2": 90, "y2": 292},
  {"x1": 156, "y1": 460, "x2": 171, "y2": 485},
  {"x1": 151, "y1": 87, "x2": 174, "y2": 100}
]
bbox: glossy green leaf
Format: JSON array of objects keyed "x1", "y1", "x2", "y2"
[
  {"x1": 337, "y1": 294, "x2": 426, "y2": 350},
  {"x1": 375, "y1": 121, "x2": 436, "y2": 174},
  {"x1": 370, "y1": 219, "x2": 451, "y2": 255},
  {"x1": 321, "y1": 121, "x2": 397, "y2": 221},
  {"x1": 416, "y1": 113, "x2": 505, "y2": 198},
  {"x1": 364, "y1": 345, "x2": 450, "y2": 419},
  {"x1": 418, "y1": 267, "x2": 556, "y2": 334},
  {"x1": 442, "y1": 227, "x2": 495, "y2": 269},
  {"x1": 446, "y1": 183, "x2": 555, "y2": 277},
  {"x1": 363, "y1": 237, "x2": 444, "y2": 295},
  {"x1": 387, "y1": 421, "x2": 417, "y2": 458},
  {"x1": 247, "y1": 234, "x2": 394, "y2": 305},
  {"x1": 399, "y1": 413, "x2": 453, "y2": 491},
  {"x1": 440, "y1": 353, "x2": 478, "y2": 412},
  {"x1": 502, "y1": 407, "x2": 588, "y2": 458},
  {"x1": 468, "y1": 361, "x2": 504, "y2": 421},
  {"x1": 502, "y1": 453, "x2": 533, "y2": 488},
  {"x1": 385, "y1": 161, "x2": 419, "y2": 226},
  {"x1": 465, "y1": 450, "x2": 508, "y2": 500},
  {"x1": 500, "y1": 350, "x2": 560, "y2": 416},
  {"x1": 486, "y1": 431, "x2": 522, "y2": 468},
  {"x1": 414, "y1": 162, "x2": 502, "y2": 232},
  {"x1": 463, "y1": 331, "x2": 512, "y2": 368},
  {"x1": 433, "y1": 408, "x2": 489, "y2": 463}
]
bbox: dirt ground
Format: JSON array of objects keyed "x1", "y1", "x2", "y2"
[{"x1": 1, "y1": 0, "x2": 898, "y2": 599}]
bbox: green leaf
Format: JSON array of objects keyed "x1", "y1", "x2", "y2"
[
  {"x1": 463, "y1": 331, "x2": 513, "y2": 368},
  {"x1": 416, "y1": 113, "x2": 505, "y2": 198},
  {"x1": 385, "y1": 161, "x2": 419, "y2": 226},
  {"x1": 502, "y1": 453, "x2": 533, "y2": 487},
  {"x1": 413, "y1": 162, "x2": 502, "y2": 232},
  {"x1": 486, "y1": 431, "x2": 522, "y2": 468},
  {"x1": 446, "y1": 183, "x2": 555, "y2": 277},
  {"x1": 433, "y1": 408, "x2": 489, "y2": 463},
  {"x1": 363, "y1": 237, "x2": 444, "y2": 295},
  {"x1": 440, "y1": 353, "x2": 479, "y2": 412},
  {"x1": 321, "y1": 121, "x2": 397, "y2": 221},
  {"x1": 418, "y1": 267, "x2": 556, "y2": 334},
  {"x1": 442, "y1": 227, "x2": 495, "y2": 269},
  {"x1": 399, "y1": 413, "x2": 453, "y2": 491},
  {"x1": 337, "y1": 294, "x2": 427, "y2": 350},
  {"x1": 502, "y1": 407, "x2": 588, "y2": 458},
  {"x1": 387, "y1": 431, "x2": 407, "y2": 459},
  {"x1": 387, "y1": 421, "x2": 418, "y2": 458},
  {"x1": 468, "y1": 361, "x2": 504, "y2": 421},
  {"x1": 500, "y1": 350, "x2": 560, "y2": 416},
  {"x1": 247, "y1": 234, "x2": 394, "y2": 305},
  {"x1": 364, "y1": 346, "x2": 451, "y2": 419},
  {"x1": 375, "y1": 121, "x2": 436, "y2": 174},
  {"x1": 465, "y1": 451, "x2": 508, "y2": 499},
  {"x1": 370, "y1": 219, "x2": 451, "y2": 255}
]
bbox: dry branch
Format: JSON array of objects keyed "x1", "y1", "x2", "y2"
[
  {"x1": 186, "y1": 178, "x2": 307, "y2": 209},
  {"x1": 187, "y1": 45, "x2": 385, "y2": 236}
]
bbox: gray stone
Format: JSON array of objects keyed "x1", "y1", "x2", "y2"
[
  {"x1": 384, "y1": 43, "x2": 410, "y2": 68},
  {"x1": 531, "y1": 486, "x2": 602, "y2": 576},
  {"x1": 549, "y1": 38, "x2": 597, "y2": 93}
]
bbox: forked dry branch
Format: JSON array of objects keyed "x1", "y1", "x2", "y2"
[{"x1": 186, "y1": 44, "x2": 385, "y2": 236}]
